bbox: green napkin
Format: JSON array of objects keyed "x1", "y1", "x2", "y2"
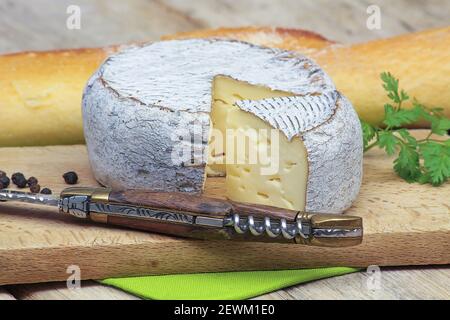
[{"x1": 101, "y1": 267, "x2": 358, "y2": 300}]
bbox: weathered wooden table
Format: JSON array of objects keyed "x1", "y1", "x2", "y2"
[{"x1": 0, "y1": 0, "x2": 449, "y2": 300}]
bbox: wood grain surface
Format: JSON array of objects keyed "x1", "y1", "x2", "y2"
[
  {"x1": 0, "y1": 0, "x2": 449, "y2": 300},
  {"x1": 255, "y1": 266, "x2": 450, "y2": 300},
  {"x1": 6, "y1": 281, "x2": 138, "y2": 300},
  {"x1": 0, "y1": 130, "x2": 448, "y2": 287}
]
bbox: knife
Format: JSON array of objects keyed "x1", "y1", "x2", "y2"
[{"x1": 0, "y1": 187, "x2": 363, "y2": 247}]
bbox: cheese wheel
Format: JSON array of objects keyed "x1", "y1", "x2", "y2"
[{"x1": 82, "y1": 39, "x2": 363, "y2": 213}]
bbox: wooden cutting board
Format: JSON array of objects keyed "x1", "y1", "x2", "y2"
[{"x1": 0, "y1": 130, "x2": 449, "y2": 286}]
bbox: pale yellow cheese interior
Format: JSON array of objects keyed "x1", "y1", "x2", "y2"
[{"x1": 208, "y1": 76, "x2": 308, "y2": 211}]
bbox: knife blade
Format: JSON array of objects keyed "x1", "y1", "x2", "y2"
[{"x1": 0, "y1": 187, "x2": 363, "y2": 247}]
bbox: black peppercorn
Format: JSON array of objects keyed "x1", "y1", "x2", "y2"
[
  {"x1": 0, "y1": 175, "x2": 10, "y2": 189},
  {"x1": 63, "y1": 171, "x2": 78, "y2": 185},
  {"x1": 27, "y1": 176, "x2": 38, "y2": 186},
  {"x1": 14, "y1": 176, "x2": 28, "y2": 188},
  {"x1": 40, "y1": 188, "x2": 52, "y2": 195},
  {"x1": 30, "y1": 184, "x2": 41, "y2": 193},
  {"x1": 0, "y1": 170, "x2": 6, "y2": 177},
  {"x1": 11, "y1": 172, "x2": 25, "y2": 184}
]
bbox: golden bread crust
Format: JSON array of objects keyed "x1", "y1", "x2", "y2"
[
  {"x1": 0, "y1": 47, "x2": 114, "y2": 146},
  {"x1": 163, "y1": 26, "x2": 333, "y2": 55}
]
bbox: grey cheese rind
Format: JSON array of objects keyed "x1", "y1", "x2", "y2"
[
  {"x1": 303, "y1": 94, "x2": 363, "y2": 213},
  {"x1": 82, "y1": 76, "x2": 209, "y2": 192},
  {"x1": 234, "y1": 91, "x2": 338, "y2": 141},
  {"x1": 82, "y1": 39, "x2": 363, "y2": 211}
]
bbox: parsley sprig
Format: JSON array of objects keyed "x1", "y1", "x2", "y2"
[{"x1": 361, "y1": 72, "x2": 450, "y2": 186}]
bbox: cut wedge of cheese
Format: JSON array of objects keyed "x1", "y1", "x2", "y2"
[
  {"x1": 208, "y1": 76, "x2": 294, "y2": 176},
  {"x1": 224, "y1": 95, "x2": 309, "y2": 211},
  {"x1": 83, "y1": 39, "x2": 363, "y2": 213},
  {"x1": 209, "y1": 76, "x2": 307, "y2": 210}
]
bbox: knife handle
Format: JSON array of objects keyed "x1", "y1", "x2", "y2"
[
  {"x1": 104, "y1": 189, "x2": 298, "y2": 243},
  {"x1": 59, "y1": 187, "x2": 363, "y2": 246}
]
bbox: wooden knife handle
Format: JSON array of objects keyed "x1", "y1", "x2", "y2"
[
  {"x1": 108, "y1": 190, "x2": 299, "y2": 220},
  {"x1": 108, "y1": 190, "x2": 233, "y2": 218},
  {"x1": 99, "y1": 189, "x2": 299, "y2": 242}
]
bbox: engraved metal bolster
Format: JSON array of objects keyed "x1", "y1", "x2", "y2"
[
  {"x1": 59, "y1": 187, "x2": 110, "y2": 219},
  {"x1": 59, "y1": 187, "x2": 196, "y2": 225},
  {"x1": 300, "y1": 212, "x2": 363, "y2": 247}
]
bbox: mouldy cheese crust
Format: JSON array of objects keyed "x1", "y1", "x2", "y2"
[
  {"x1": 82, "y1": 39, "x2": 363, "y2": 213},
  {"x1": 302, "y1": 95, "x2": 363, "y2": 213}
]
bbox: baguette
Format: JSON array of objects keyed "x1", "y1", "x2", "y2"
[
  {"x1": 0, "y1": 46, "x2": 121, "y2": 146},
  {"x1": 0, "y1": 27, "x2": 448, "y2": 146}
]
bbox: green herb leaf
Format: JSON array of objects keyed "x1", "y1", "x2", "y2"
[
  {"x1": 430, "y1": 117, "x2": 450, "y2": 136},
  {"x1": 378, "y1": 131, "x2": 398, "y2": 155},
  {"x1": 396, "y1": 129, "x2": 417, "y2": 147},
  {"x1": 394, "y1": 143, "x2": 421, "y2": 182},
  {"x1": 400, "y1": 89, "x2": 409, "y2": 102},
  {"x1": 419, "y1": 142, "x2": 450, "y2": 186},
  {"x1": 361, "y1": 120, "x2": 376, "y2": 149},
  {"x1": 383, "y1": 107, "x2": 420, "y2": 128},
  {"x1": 381, "y1": 72, "x2": 400, "y2": 103},
  {"x1": 418, "y1": 172, "x2": 432, "y2": 185},
  {"x1": 381, "y1": 72, "x2": 409, "y2": 104}
]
